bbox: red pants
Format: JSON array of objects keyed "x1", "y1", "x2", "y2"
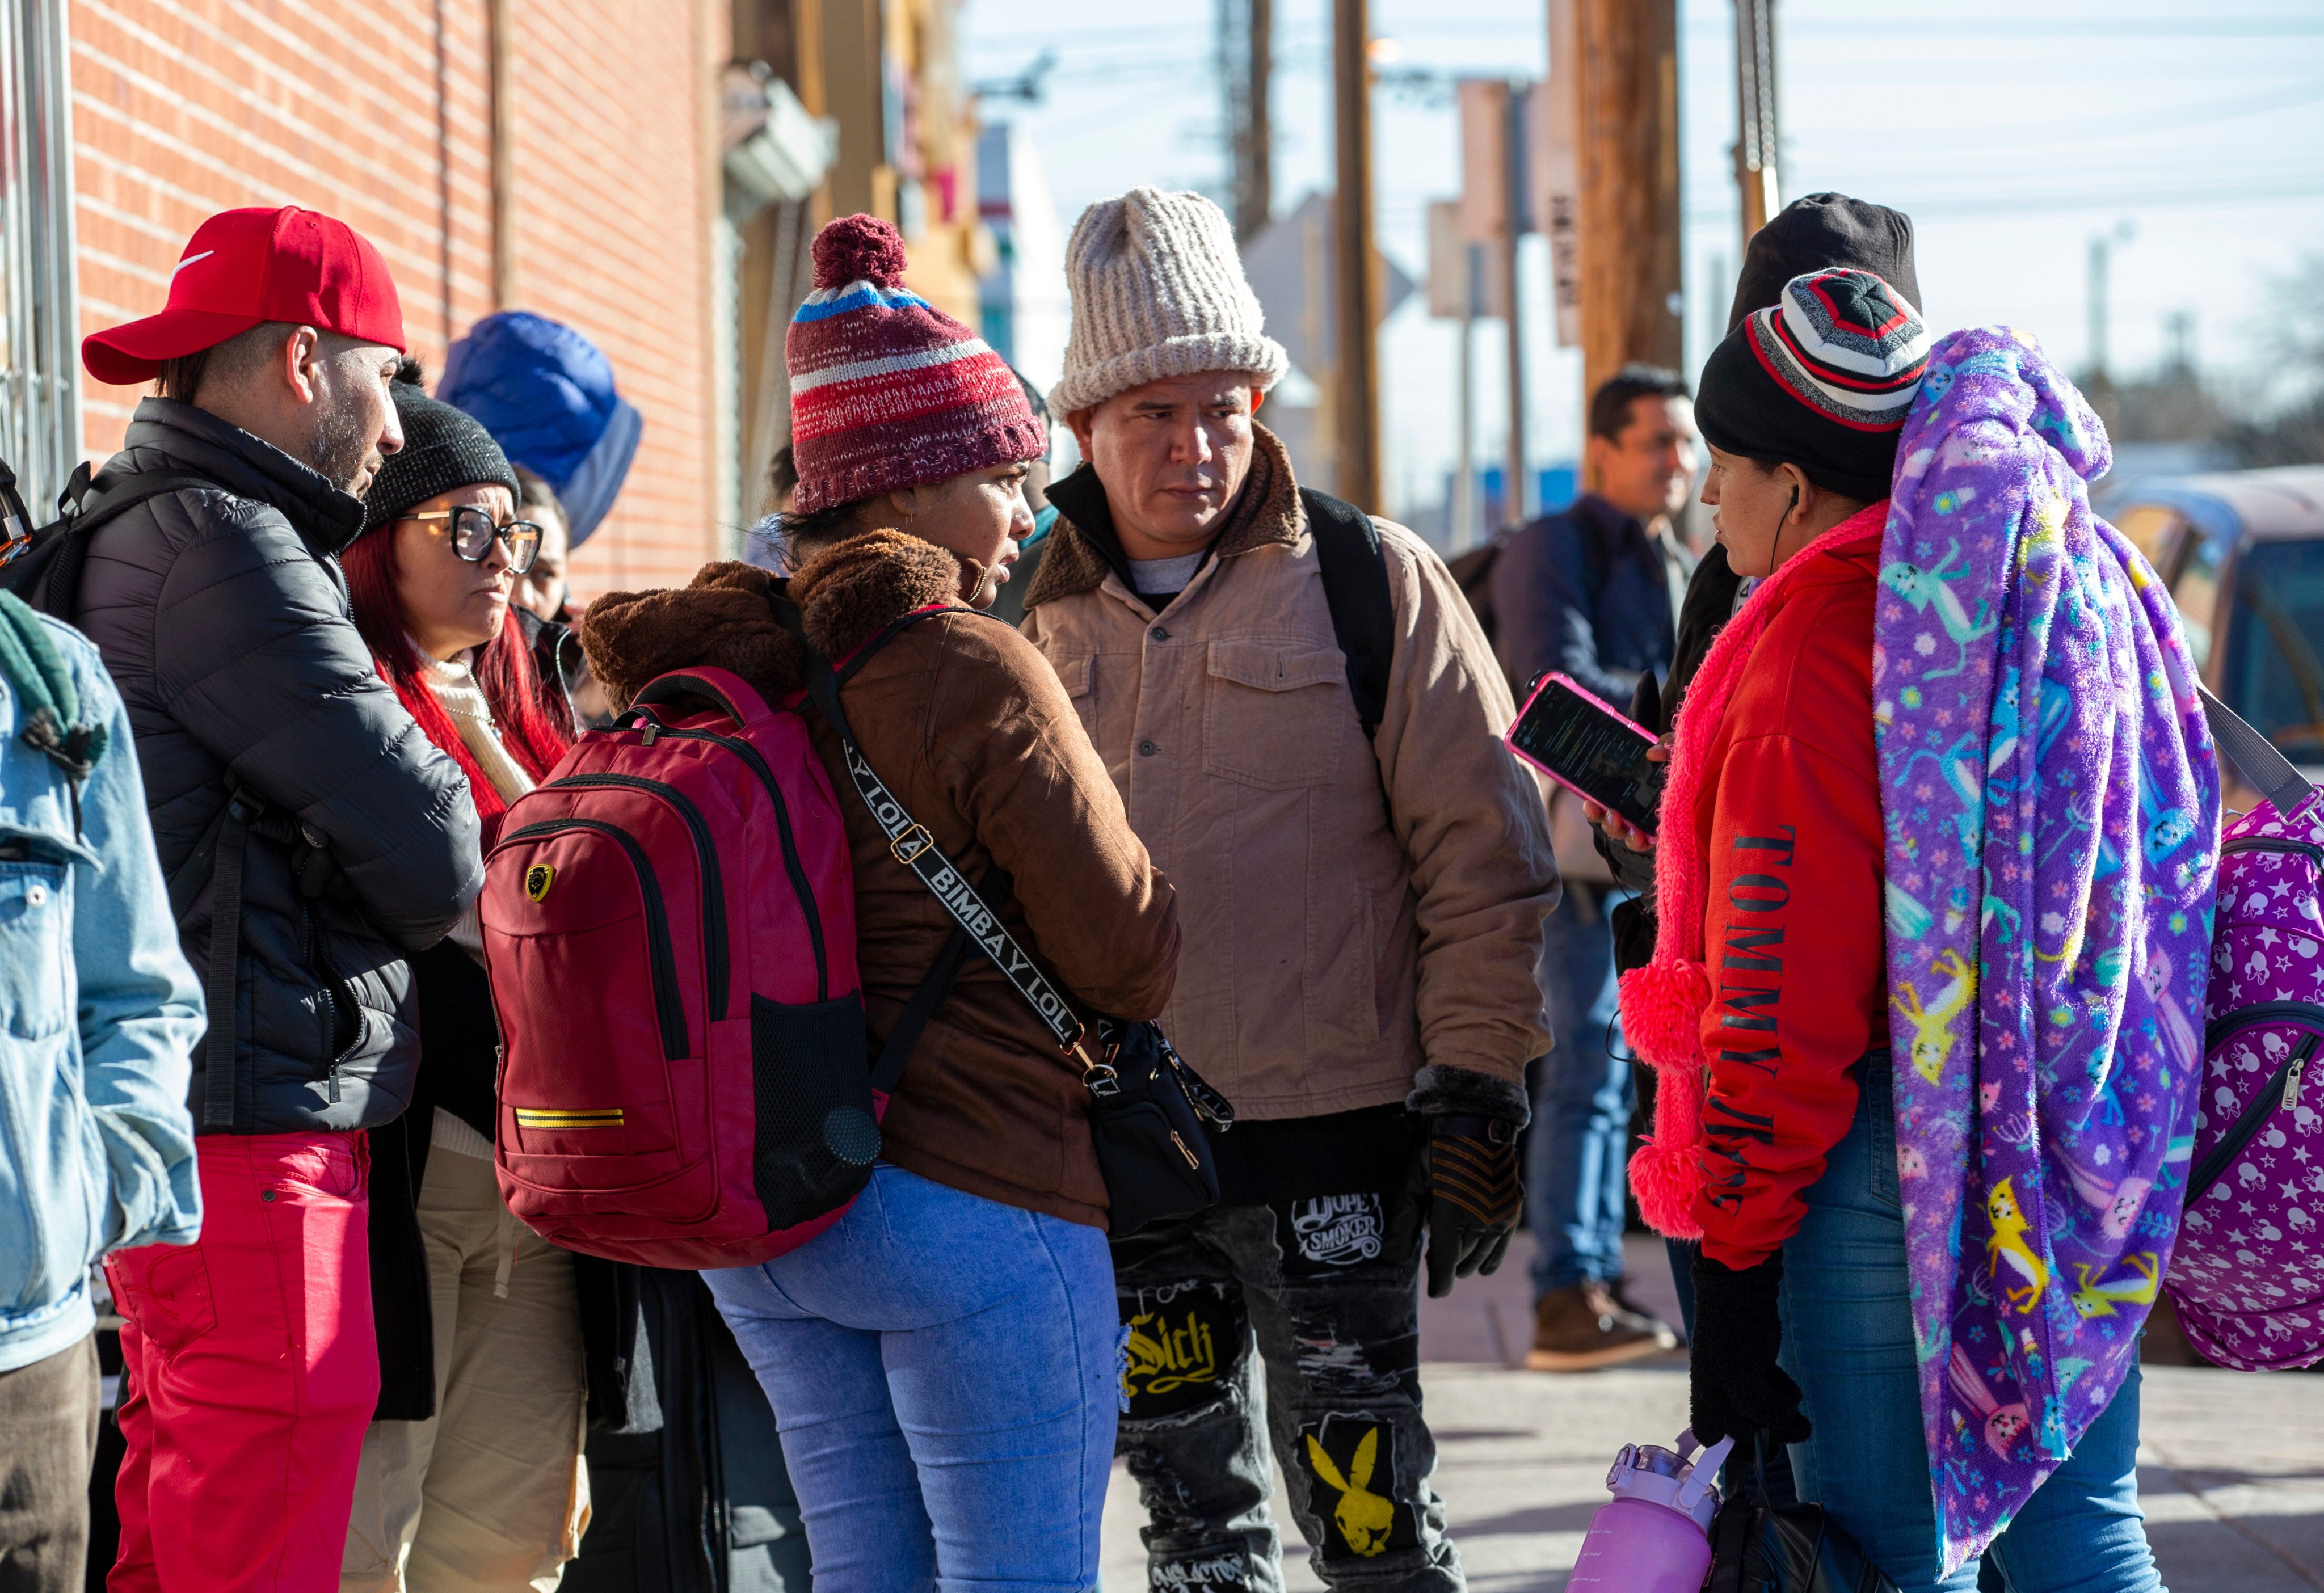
[{"x1": 106, "y1": 1132, "x2": 378, "y2": 1593}]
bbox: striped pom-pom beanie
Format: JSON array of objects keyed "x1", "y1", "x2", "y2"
[
  {"x1": 786, "y1": 214, "x2": 1046, "y2": 515},
  {"x1": 1694, "y1": 266, "x2": 1931, "y2": 502}
]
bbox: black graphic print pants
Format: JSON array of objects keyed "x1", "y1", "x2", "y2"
[{"x1": 1112, "y1": 1196, "x2": 1462, "y2": 1592}]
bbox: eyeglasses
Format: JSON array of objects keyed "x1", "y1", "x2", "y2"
[{"x1": 399, "y1": 507, "x2": 544, "y2": 575}]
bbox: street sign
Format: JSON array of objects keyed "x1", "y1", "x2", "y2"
[
  {"x1": 1457, "y1": 80, "x2": 1519, "y2": 245},
  {"x1": 1533, "y1": 3, "x2": 1582, "y2": 348},
  {"x1": 1240, "y1": 191, "x2": 1415, "y2": 378},
  {"x1": 1428, "y1": 199, "x2": 1506, "y2": 321}
]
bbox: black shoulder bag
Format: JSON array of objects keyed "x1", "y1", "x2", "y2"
[
  {"x1": 1706, "y1": 1435, "x2": 1901, "y2": 1593},
  {"x1": 773, "y1": 595, "x2": 1235, "y2": 1235}
]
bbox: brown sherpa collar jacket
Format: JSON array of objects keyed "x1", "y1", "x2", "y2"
[
  {"x1": 1018, "y1": 427, "x2": 1556, "y2": 1124},
  {"x1": 583, "y1": 528, "x2": 954, "y2": 704},
  {"x1": 580, "y1": 533, "x2": 1180, "y2": 1229}
]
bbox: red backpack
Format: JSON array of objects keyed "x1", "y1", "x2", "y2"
[{"x1": 479, "y1": 665, "x2": 881, "y2": 1268}]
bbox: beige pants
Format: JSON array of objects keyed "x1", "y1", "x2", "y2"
[{"x1": 342, "y1": 1139, "x2": 590, "y2": 1593}]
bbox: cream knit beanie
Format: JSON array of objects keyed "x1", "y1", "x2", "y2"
[{"x1": 1051, "y1": 187, "x2": 1289, "y2": 416}]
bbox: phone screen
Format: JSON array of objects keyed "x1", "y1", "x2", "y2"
[{"x1": 1507, "y1": 673, "x2": 1665, "y2": 835}]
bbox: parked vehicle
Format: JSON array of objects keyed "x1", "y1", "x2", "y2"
[{"x1": 2108, "y1": 465, "x2": 2324, "y2": 806}]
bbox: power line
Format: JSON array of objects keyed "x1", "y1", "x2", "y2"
[
  {"x1": 1714, "y1": 15, "x2": 2324, "y2": 37},
  {"x1": 1685, "y1": 175, "x2": 2324, "y2": 222},
  {"x1": 1917, "y1": 74, "x2": 2324, "y2": 149}
]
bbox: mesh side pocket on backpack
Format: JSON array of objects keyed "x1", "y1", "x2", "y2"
[{"x1": 749, "y1": 992, "x2": 876, "y2": 1230}]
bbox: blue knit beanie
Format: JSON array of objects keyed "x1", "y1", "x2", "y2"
[{"x1": 438, "y1": 311, "x2": 642, "y2": 548}]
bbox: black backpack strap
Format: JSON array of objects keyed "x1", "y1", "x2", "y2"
[
  {"x1": 1300, "y1": 488, "x2": 1396, "y2": 737},
  {"x1": 3, "y1": 467, "x2": 216, "y2": 618},
  {"x1": 868, "y1": 865, "x2": 1011, "y2": 1097},
  {"x1": 198, "y1": 790, "x2": 258, "y2": 1128},
  {"x1": 0, "y1": 456, "x2": 35, "y2": 552},
  {"x1": 873, "y1": 929, "x2": 975, "y2": 1097},
  {"x1": 163, "y1": 777, "x2": 267, "y2": 1130},
  {"x1": 771, "y1": 593, "x2": 1088, "y2": 1055},
  {"x1": 2201, "y1": 684, "x2": 2316, "y2": 819},
  {"x1": 832, "y1": 602, "x2": 1001, "y2": 685}
]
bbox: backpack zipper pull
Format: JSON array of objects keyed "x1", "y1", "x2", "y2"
[
  {"x1": 640, "y1": 724, "x2": 659, "y2": 747},
  {"x1": 2288, "y1": 1053, "x2": 2309, "y2": 1112}
]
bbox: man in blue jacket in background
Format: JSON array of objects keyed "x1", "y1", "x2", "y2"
[
  {"x1": 1489, "y1": 364, "x2": 1696, "y2": 1369},
  {"x1": 0, "y1": 591, "x2": 202, "y2": 1590}
]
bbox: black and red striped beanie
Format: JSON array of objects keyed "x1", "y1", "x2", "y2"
[
  {"x1": 1695, "y1": 266, "x2": 1931, "y2": 502},
  {"x1": 785, "y1": 214, "x2": 1046, "y2": 515}
]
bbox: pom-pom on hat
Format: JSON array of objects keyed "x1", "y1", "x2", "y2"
[
  {"x1": 785, "y1": 214, "x2": 1045, "y2": 515},
  {"x1": 1695, "y1": 267, "x2": 1930, "y2": 502}
]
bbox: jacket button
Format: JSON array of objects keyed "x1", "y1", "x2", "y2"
[
  {"x1": 24, "y1": 884, "x2": 47, "y2": 907},
  {"x1": 1138, "y1": 740, "x2": 1159, "y2": 757},
  {"x1": 1150, "y1": 626, "x2": 1169, "y2": 642}
]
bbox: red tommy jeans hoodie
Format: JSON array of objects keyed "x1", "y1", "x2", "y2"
[{"x1": 1689, "y1": 518, "x2": 1887, "y2": 1270}]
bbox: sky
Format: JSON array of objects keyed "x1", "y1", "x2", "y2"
[{"x1": 959, "y1": 0, "x2": 2324, "y2": 521}]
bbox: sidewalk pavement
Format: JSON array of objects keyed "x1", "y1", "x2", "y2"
[{"x1": 1100, "y1": 1234, "x2": 2324, "y2": 1591}]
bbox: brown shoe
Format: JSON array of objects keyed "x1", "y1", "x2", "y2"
[
  {"x1": 1607, "y1": 1277, "x2": 1687, "y2": 1349},
  {"x1": 1524, "y1": 1280, "x2": 1681, "y2": 1371}
]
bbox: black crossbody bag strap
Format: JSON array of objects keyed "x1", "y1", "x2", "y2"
[{"x1": 773, "y1": 597, "x2": 1088, "y2": 1054}]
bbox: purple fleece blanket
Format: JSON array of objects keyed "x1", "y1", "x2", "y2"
[{"x1": 1874, "y1": 327, "x2": 2220, "y2": 1571}]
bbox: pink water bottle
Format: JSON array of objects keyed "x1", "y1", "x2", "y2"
[{"x1": 1565, "y1": 1427, "x2": 1735, "y2": 1592}]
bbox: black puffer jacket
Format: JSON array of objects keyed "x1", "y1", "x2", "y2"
[{"x1": 74, "y1": 398, "x2": 481, "y2": 1134}]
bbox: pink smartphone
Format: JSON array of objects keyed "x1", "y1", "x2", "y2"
[{"x1": 1506, "y1": 672, "x2": 1665, "y2": 836}]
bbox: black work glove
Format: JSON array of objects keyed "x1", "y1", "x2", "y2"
[
  {"x1": 1688, "y1": 1250, "x2": 1810, "y2": 1447},
  {"x1": 1418, "y1": 1116, "x2": 1521, "y2": 1299}
]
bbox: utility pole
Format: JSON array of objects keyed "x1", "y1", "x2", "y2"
[
  {"x1": 1576, "y1": 0, "x2": 1682, "y2": 407},
  {"x1": 2087, "y1": 220, "x2": 2134, "y2": 385},
  {"x1": 1428, "y1": 199, "x2": 1480, "y2": 549},
  {"x1": 1733, "y1": 0, "x2": 1779, "y2": 247},
  {"x1": 1248, "y1": 0, "x2": 1273, "y2": 239},
  {"x1": 1459, "y1": 246, "x2": 1481, "y2": 549},
  {"x1": 1501, "y1": 81, "x2": 1527, "y2": 528},
  {"x1": 1333, "y1": 0, "x2": 1380, "y2": 512},
  {"x1": 2164, "y1": 309, "x2": 2195, "y2": 376},
  {"x1": 1220, "y1": 0, "x2": 1273, "y2": 238}
]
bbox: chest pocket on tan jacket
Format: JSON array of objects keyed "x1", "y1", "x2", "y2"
[
  {"x1": 1054, "y1": 654, "x2": 1098, "y2": 745},
  {"x1": 1202, "y1": 639, "x2": 1347, "y2": 790}
]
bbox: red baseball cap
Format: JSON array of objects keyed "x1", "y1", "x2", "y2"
[{"x1": 82, "y1": 206, "x2": 406, "y2": 387}]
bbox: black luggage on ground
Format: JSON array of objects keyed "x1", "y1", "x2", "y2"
[{"x1": 563, "y1": 1271, "x2": 811, "y2": 1592}]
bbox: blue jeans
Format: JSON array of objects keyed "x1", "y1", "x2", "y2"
[
  {"x1": 705, "y1": 1164, "x2": 1121, "y2": 1592},
  {"x1": 1779, "y1": 1062, "x2": 2164, "y2": 1593},
  {"x1": 1528, "y1": 888, "x2": 1633, "y2": 1293}
]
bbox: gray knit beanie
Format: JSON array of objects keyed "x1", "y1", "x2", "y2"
[
  {"x1": 1051, "y1": 188, "x2": 1289, "y2": 416},
  {"x1": 363, "y1": 376, "x2": 521, "y2": 533}
]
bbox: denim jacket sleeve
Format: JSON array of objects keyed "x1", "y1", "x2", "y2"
[{"x1": 59, "y1": 630, "x2": 205, "y2": 1253}]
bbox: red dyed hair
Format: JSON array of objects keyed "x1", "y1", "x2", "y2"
[{"x1": 341, "y1": 524, "x2": 572, "y2": 841}]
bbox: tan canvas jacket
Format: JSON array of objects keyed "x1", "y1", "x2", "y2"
[{"x1": 1020, "y1": 428, "x2": 1557, "y2": 1120}]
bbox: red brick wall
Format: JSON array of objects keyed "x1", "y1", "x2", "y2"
[{"x1": 69, "y1": 0, "x2": 724, "y2": 598}]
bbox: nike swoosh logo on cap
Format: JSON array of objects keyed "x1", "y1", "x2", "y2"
[{"x1": 170, "y1": 250, "x2": 215, "y2": 279}]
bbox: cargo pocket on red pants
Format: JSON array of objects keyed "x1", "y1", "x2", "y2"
[{"x1": 106, "y1": 1245, "x2": 218, "y2": 1360}]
